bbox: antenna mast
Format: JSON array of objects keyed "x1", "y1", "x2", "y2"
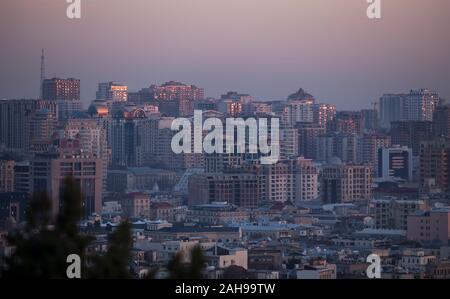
[{"x1": 40, "y1": 49, "x2": 45, "y2": 99}]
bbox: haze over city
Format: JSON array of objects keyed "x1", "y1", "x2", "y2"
[
  {"x1": 2, "y1": 0, "x2": 450, "y2": 284},
  {"x1": 1, "y1": 0, "x2": 450, "y2": 109}
]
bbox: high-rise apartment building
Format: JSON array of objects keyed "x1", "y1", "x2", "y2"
[
  {"x1": 64, "y1": 118, "x2": 109, "y2": 159},
  {"x1": 379, "y1": 89, "x2": 440, "y2": 129},
  {"x1": 359, "y1": 133, "x2": 391, "y2": 169},
  {"x1": 377, "y1": 146, "x2": 413, "y2": 181},
  {"x1": 320, "y1": 163, "x2": 372, "y2": 203},
  {"x1": 408, "y1": 88, "x2": 440, "y2": 122},
  {"x1": 121, "y1": 192, "x2": 151, "y2": 218},
  {"x1": 29, "y1": 108, "x2": 57, "y2": 153},
  {"x1": 109, "y1": 107, "x2": 154, "y2": 167},
  {"x1": 295, "y1": 122, "x2": 325, "y2": 160},
  {"x1": 96, "y1": 81, "x2": 128, "y2": 102},
  {"x1": 257, "y1": 162, "x2": 294, "y2": 203},
  {"x1": 250, "y1": 101, "x2": 272, "y2": 115},
  {"x1": 373, "y1": 197, "x2": 427, "y2": 230},
  {"x1": 419, "y1": 137, "x2": 450, "y2": 193},
  {"x1": 205, "y1": 152, "x2": 245, "y2": 173},
  {"x1": 282, "y1": 99, "x2": 314, "y2": 126},
  {"x1": 280, "y1": 127, "x2": 299, "y2": 159},
  {"x1": 407, "y1": 208, "x2": 450, "y2": 244},
  {"x1": 107, "y1": 167, "x2": 178, "y2": 193},
  {"x1": 331, "y1": 111, "x2": 364, "y2": 135},
  {"x1": 14, "y1": 161, "x2": 31, "y2": 195},
  {"x1": 240, "y1": 158, "x2": 319, "y2": 203},
  {"x1": 218, "y1": 92, "x2": 253, "y2": 117},
  {"x1": 152, "y1": 117, "x2": 188, "y2": 171},
  {"x1": 0, "y1": 99, "x2": 57, "y2": 151},
  {"x1": 42, "y1": 78, "x2": 82, "y2": 120},
  {"x1": 0, "y1": 192, "x2": 29, "y2": 228},
  {"x1": 30, "y1": 138, "x2": 103, "y2": 218},
  {"x1": 312, "y1": 103, "x2": 336, "y2": 130},
  {"x1": 294, "y1": 157, "x2": 319, "y2": 202},
  {"x1": 151, "y1": 81, "x2": 204, "y2": 117}
]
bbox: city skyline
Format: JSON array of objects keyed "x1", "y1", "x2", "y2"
[
  {"x1": 1, "y1": 0, "x2": 450, "y2": 109},
  {"x1": 2, "y1": 0, "x2": 450, "y2": 282}
]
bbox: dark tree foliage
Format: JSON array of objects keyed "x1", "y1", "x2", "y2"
[
  {"x1": 86, "y1": 221, "x2": 132, "y2": 279},
  {"x1": 1, "y1": 177, "x2": 132, "y2": 279},
  {"x1": 167, "y1": 245, "x2": 206, "y2": 279},
  {"x1": 2, "y1": 177, "x2": 91, "y2": 278}
]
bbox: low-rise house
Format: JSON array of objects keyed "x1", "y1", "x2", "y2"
[
  {"x1": 295, "y1": 259, "x2": 337, "y2": 279},
  {"x1": 204, "y1": 245, "x2": 248, "y2": 270}
]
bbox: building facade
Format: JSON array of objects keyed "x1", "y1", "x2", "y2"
[
  {"x1": 30, "y1": 138, "x2": 103, "y2": 218},
  {"x1": 96, "y1": 82, "x2": 128, "y2": 102},
  {"x1": 42, "y1": 78, "x2": 82, "y2": 119},
  {"x1": 320, "y1": 163, "x2": 373, "y2": 203},
  {"x1": 188, "y1": 173, "x2": 259, "y2": 208},
  {"x1": 378, "y1": 146, "x2": 413, "y2": 181},
  {"x1": 407, "y1": 209, "x2": 450, "y2": 245},
  {"x1": 419, "y1": 137, "x2": 450, "y2": 192},
  {"x1": 380, "y1": 89, "x2": 439, "y2": 129},
  {"x1": 0, "y1": 99, "x2": 57, "y2": 151}
]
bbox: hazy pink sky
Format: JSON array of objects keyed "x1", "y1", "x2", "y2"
[{"x1": 1, "y1": 0, "x2": 449, "y2": 109}]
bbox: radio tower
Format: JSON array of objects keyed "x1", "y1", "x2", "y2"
[{"x1": 40, "y1": 49, "x2": 45, "y2": 99}]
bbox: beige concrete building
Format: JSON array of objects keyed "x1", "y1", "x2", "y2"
[
  {"x1": 407, "y1": 208, "x2": 450, "y2": 245},
  {"x1": 279, "y1": 127, "x2": 299, "y2": 159},
  {"x1": 400, "y1": 250, "x2": 436, "y2": 269},
  {"x1": 204, "y1": 245, "x2": 248, "y2": 270},
  {"x1": 188, "y1": 173, "x2": 258, "y2": 207},
  {"x1": 312, "y1": 103, "x2": 336, "y2": 129},
  {"x1": 121, "y1": 192, "x2": 150, "y2": 218},
  {"x1": 31, "y1": 138, "x2": 103, "y2": 218},
  {"x1": 96, "y1": 82, "x2": 128, "y2": 102},
  {"x1": 294, "y1": 157, "x2": 319, "y2": 202},
  {"x1": 419, "y1": 137, "x2": 450, "y2": 192},
  {"x1": 359, "y1": 133, "x2": 391, "y2": 170},
  {"x1": 320, "y1": 163, "x2": 372, "y2": 203},
  {"x1": 373, "y1": 197, "x2": 428, "y2": 230},
  {"x1": 239, "y1": 158, "x2": 319, "y2": 203},
  {"x1": 258, "y1": 162, "x2": 293, "y2": 203},
  {"x1": 296, "y1": 260, "x2": 337, "y2": 279},
  {"x1": 186, "y1": 202, "x2": 250, "y2": 225},
  {"x1": 64, "y1": 117, "x2": 109, "y2": 194}
]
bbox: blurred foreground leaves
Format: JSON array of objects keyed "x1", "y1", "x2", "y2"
[
  {"x1": 1, "y1": 177, "x2": 132, "y2": 279},
  {"x1": 1, "y1": 177, "x2": 205, "y2": 279}
]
